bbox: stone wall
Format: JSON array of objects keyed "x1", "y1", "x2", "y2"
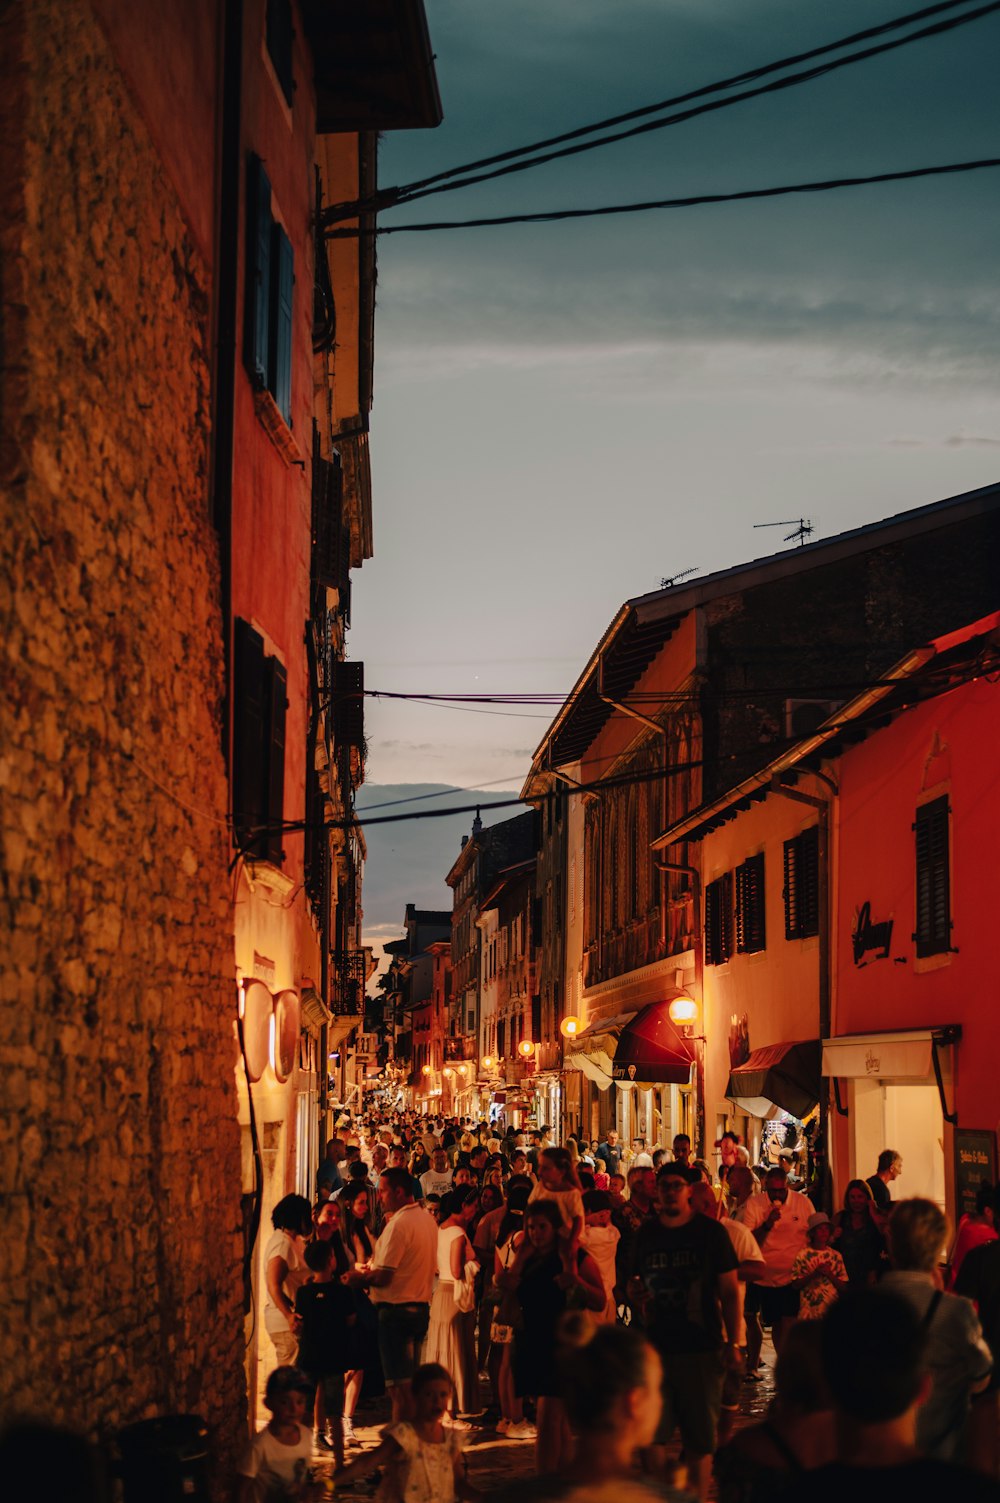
[{"x1": 0, "y1": 0, "x2": 246, "y2": 1481}]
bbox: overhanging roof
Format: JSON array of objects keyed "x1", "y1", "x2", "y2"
[
  {"x1": 305, "y1": 0, "x2": 443, "y2": 133},
  {"x1": 523, "y1": 481, "x2": 1000, "y2": 797}
]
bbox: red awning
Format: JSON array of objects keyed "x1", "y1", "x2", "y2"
[
  {"x1": 727, "y1": 1040, "x2": 820, "y2": 1121},
  {"x1": 612, "y1": 1003, "x2": 695, "y2": 1085}
]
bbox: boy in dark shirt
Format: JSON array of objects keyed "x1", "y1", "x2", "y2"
[{"x1": 294, "y1": 1238, "x2": 358, "y2": 1467}]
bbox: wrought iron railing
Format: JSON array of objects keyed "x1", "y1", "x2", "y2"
[{"x1": 330, "y1": 949, "x2": 367, "y2": 1015}]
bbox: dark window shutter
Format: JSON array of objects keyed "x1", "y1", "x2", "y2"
[
  {"x1": 497, "y1": 1019, "x2": 506, "y2": 1059},
  {"x1": 233, "y1": 619, "x2": 267, "y2": 858},
  {"x1": 312, "y1": 452, "x2": 343, "y2": 592},
  {"x1": 266, "y1": 0, "x2": 294, "y2": 105},
  {"x1": 705, "y1": 872, "x2": 734, "y2": 965},
  {"x1": 333, "y1": 660, "x2": 364, "y2": 748},
  {"x1": 245, "y1": 156, "x2": 271, "y2": 387},
  {"x1": 265, "y1": 656, "x2": 287, "y2": 864},
  {"x1": 705, "y1": 878, "x2": 721, "y2": 966},
  {"x1": 736, "y1": 853, "x2": 766, "y2": 954},
  {"x1": 783, "y1": 827, "x2": 818, "y2": 940},
  {"x1": 914, "y1": 797, "x2": 950, "y2": 956},
  {"x1": 270, "y1": 223, "x2": 294, "y2": 424},
  {"x1": 531, "y1": 993, "x2": 542, "y2": 1040}
]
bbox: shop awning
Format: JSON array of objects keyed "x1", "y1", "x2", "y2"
[
  {"x1": 727, "y1": 1040, "x2": 820, "y2": 1121},
  {"x1": 822, "y1": 1029, "x2": 949, "y2": 1081},
  {"x1": 611, "y1": 1003, "x2": 695, "y2": 1085},
  {"x1": 564, "y1": 1052, "x2": 614, "y2": 1091}
]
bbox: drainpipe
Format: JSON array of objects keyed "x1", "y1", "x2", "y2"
[
  {"x1": 656, "y1": 858, "x2": 704, "y2": 1155},
  {"x1": 546, "y1": 760, "x2": 598, "y2": 1134},
  {"x1": 768, "y1": 772, "x2": 837, "y2": 1211}
]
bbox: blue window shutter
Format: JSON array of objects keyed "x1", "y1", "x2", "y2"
[
  {"x1": 245, "y1": 155, "x2": 271, "y2": 386},
  {"x1": 270, "y1": 224, "x2": 294, "y2": 424}
]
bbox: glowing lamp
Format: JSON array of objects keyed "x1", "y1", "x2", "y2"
[
  {"x1": 668, "y1": 995, "x2": 699, "y2": 1027},
  {"x1": 518, "y1": 1039, "x2": 535, "y2": 1058},
  {"x1": 421, "y1": 1064, "x2": 431, "y2": 1076},
  {"x1": 443, "y1": 1067, "x2": 454, "y2": 1079},
  {"x1": 559, "y1": 1015, "x2": 582, "y2": 1038},
  {"x1": 481, "y1": 1056, "x2": 493, "y2": 1070},
  {"x1": 458, "y1": 1064, "x2": 468, "y2": 1077}
]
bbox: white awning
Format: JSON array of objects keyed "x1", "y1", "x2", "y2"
[
  {"x1": 564, "y1": 1052, "x2": 614, "y2": 1091},
  {"x1": 822, "y1": 1029, "x2": 942, "y2": 1081}
]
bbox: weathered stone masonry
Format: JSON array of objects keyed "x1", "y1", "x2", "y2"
[{"x1": 0, "y1": 0, "x2": 245, "y2": 1475}]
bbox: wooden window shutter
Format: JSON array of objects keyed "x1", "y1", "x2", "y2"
[
  {"x1": 736, "y1": 853, "x2": 766, "y2": 954},
  {"x1": 312, "y1": 450, "x2": 343, "y2": 592},
  {"x1": 265, "y1": 656, "x2": 287, "y2": 865},
  {"x1": 914, "y1": 796, "x2": 950, "y2": 956},
  {"x1": 233, "y1": 619, "x2": 268, "y2": 858},
  {"x1": 532, "y1": 994, "x2": 542, "y2": 1040},
  {"x1": 783, "y1": 827, "x2": 819, "y2": 940},
  {"x1": 270, "y1": 223, "x2": 294, "y2": 425},
  {"x1": 245, "y1": 156, "x2": 271, "y2": 387},
  {"x1": 333, "y1": 660, "x2": 364, "y2": 748},
  {"x1": 705, "y1": 872, "x2": 734, "y2": 965}
]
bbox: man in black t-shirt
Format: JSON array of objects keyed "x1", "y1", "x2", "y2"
[
  {"x1": 629, "y1": 1162, "x2": 741, "y2": 1503},
  {"x1": 865, "y1": 1148, "x2": 902, "y2": 1214}
]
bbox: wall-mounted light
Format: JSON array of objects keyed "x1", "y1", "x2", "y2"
[
  {"x1": 518, "y1": 1039, "x2": 535, "y2": 1058},
  {"x1": 559, "y1": 1015, "x2": 582, "y2": 1038},
  {"x1": 457, "y1": 1064, "x2": 468, "y2": 1077},
  {"x1": 443, "y1": 1067, "x2": 454, "y2": 1079},
  {"x1": 668, "y1": 995, "x2": 699, "y2": 1027},
  {"x1": 481, "y1": 1055, "x2": 493, "y2": 1069},
  {"x1": 422, "y1": 1064, "x2": 431, "y2": 1076}
]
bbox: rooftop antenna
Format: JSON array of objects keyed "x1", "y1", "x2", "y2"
[
  {"x1": 753, "y1": 517, "x2": 814, "y2": 547},
  {"x1": 659, "y1": 566, "x2": 698, "y2": 589}
]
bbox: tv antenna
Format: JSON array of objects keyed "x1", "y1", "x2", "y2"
[
  {"x1": 659, "y1": 567, "x2": 698, "y2": 589},
  {"x1": 753, "y1": 517, "x2": 814, "y2": 547}
]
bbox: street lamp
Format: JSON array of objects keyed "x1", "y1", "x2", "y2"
[
  {"x1": 559, "y1": 1015, "x2": 582, "y2": 1038},
  {"x1": 518, "y1": 1039, "x2": 535, "y2": 1058},
  {"x1": 481, "y1": 1055, "x2": 493, "y2": 1070},
  {"x1": 668, "y1": 995, "x2": 699, "y2": 1031}
]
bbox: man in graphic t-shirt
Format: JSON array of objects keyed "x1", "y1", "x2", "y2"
[{"x1": 630, "y1": 1162, "x2": 741, "y2": 1503}]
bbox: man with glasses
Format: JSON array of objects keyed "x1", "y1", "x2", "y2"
[
  {"x1": 628, "y1": 1163, "x2": 741, "y2": 1503},
  {"x1": 743, "y1": 1166, "x2": 815, "y2": 1354}
]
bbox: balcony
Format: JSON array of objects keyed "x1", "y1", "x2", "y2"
[{"x1": 331, "y1": 949, "x2": 367, "y2": 1016}]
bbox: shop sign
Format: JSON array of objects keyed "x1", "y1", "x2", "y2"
[
  {"x1": 852, "y1": 901, "x2": 894, "y2": 966},
  {"x1": 954, "y1": 1129, "x2": 997, "y2": 1220}
]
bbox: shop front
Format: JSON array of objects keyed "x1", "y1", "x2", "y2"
[{"x1": 823, "y1": 1028, "x2": 959, "y2": 1212}]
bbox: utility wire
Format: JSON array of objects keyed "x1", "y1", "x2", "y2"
[
  {"x1": 328, "y1": 157, "x2": 1000, "y2": 237},
  {"x1": 322, "y1": 0, "x2": 1000, "y2": 224}
]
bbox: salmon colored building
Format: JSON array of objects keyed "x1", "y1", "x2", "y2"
[{"x1": 827, "y1": 613, "x2": 1000, "y2": 1219}]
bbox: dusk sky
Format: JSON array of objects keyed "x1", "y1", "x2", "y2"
[{"x1": 350, "y1": 0, "x2": 999, "y2": 804}]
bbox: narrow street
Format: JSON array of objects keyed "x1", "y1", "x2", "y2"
[{"x1": 314, "y1": 1345, "x2": 776, "y2": 1497}]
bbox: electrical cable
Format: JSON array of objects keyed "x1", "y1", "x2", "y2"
[
  {"x1": 328, "y1": 157, "x2": 1000, "y2": 237},
  {"x1": 321, "y1": 0, "x2": 1000, "y2": 223}
]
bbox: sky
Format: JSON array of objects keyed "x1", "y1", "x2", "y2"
[{"x1": 350, "y1": 0, "x2": 999, "y2": 817}]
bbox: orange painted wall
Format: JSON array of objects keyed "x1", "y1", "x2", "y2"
[
  {"x1": 230, "y1": 0, "x2": 320, "y2": 890},
  {"x1": 700, "y1": 786, "x2": 826, "y2": 1127},
  {"x1": 580, "y1": 612, "x2": 699, "y2": 782},
  {"x1": 833, "y1": 676, "x2": 1000, "y2": 1136}
]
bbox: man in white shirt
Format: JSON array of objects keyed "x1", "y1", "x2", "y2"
[
  {"x1": 742, "y1": 1166, "x2": 815, "y2": 1353},
  {"x1": 344, "y1": 1167, "x2": 438, "y2": 1420},
  {"x1": 420, "y1": 1146, "x2": 455, "y2": 1200}
]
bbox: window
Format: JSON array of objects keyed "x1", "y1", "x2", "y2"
[
  {"x1": 783, "y1": 827, "x2": 819, "y2": 940},
  {"x1": 233, "y1": 619, "x2": 287, "y2": 864},
  {"x1": 735, "y1": 854, "x2": 766, "y2": 954},
  {"x1": 705, "y1": 872, "x2": 733, "y2": 966},
  {"x1": 245, "y1": 154, "x2": 294, "y2": 426},
  {"x1": 914, "y1": 796, "x2": 951, "y2": 957}
]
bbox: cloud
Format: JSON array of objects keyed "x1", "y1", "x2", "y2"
[{"x1": 886, "y1": 430, "x2": 1000, "y2": 449}]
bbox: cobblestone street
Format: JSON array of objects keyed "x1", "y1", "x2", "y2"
[{"x1": 312, "y1": 1343, "x2": 777, "y2": 1497}]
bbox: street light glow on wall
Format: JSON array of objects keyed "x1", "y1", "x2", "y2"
[
  {"x1": 518, "y1": 1039, "x2": 535, "y2": 1058},
  {"x1": 559, "y1": 1016, "x2": 582, "y2": 1037}
]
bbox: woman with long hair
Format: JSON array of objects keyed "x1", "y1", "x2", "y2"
[
  {"x1": 503, "y1": 1200, "x2": 605, "y2": 1472},
  {"x1": 551, "y1": 1316, "x2": 665, "y2": 1498},
  {"x1": 831, "y1": 1178, "x2": 886, "y2": 1286},
  {"x1": 336, "y1": 1182, "x2": 385, "y2": 1419}
]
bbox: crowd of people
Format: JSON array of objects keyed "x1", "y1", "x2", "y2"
[{"x1": 240, "y1": 1112, "x2": 1000, "y2": 1503}]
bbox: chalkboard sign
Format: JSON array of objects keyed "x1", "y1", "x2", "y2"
[{"x1": 955, "y1": 1129, "x2": 997, "y2": 1221}]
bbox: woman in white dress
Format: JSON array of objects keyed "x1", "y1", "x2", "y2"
[{"x1": 423, "y1": 1187, "x2": 480, "y2": 1417}]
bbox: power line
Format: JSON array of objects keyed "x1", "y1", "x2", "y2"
[
  {"x1": 328, "y1": 157, "x2": 1000, "y2": 238},
  {"x1": 322, "y1": 0, "x2": 1000, "y2": 225}
]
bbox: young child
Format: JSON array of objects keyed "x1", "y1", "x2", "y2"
[
  {"x1": 580, "y1": 1188, "x2": 621, "y2": 1324},
  {"x1": 527, "y1": 1146, "x2": 585, "y2": 1274},
  {"x1": 294, "y1": 1238, "x2": 358, "y2": 1465},
  {"x1": 334, "y1": 1363, "x2": 481, "y2": 1503},
  {"x1": 790, "y1": 1212, "x2": 849, "y2": 1319},
  {"x1": 237, "y1": 1367, "x2": 322, "y2": 1503}
]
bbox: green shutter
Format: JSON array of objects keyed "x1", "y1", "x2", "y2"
[
  {"x1": 245, "y1": 156, "x2": 272, "y2": 387},
  {"x1": 271, "y1": 223, "x2": 294, "y2": 424}
]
